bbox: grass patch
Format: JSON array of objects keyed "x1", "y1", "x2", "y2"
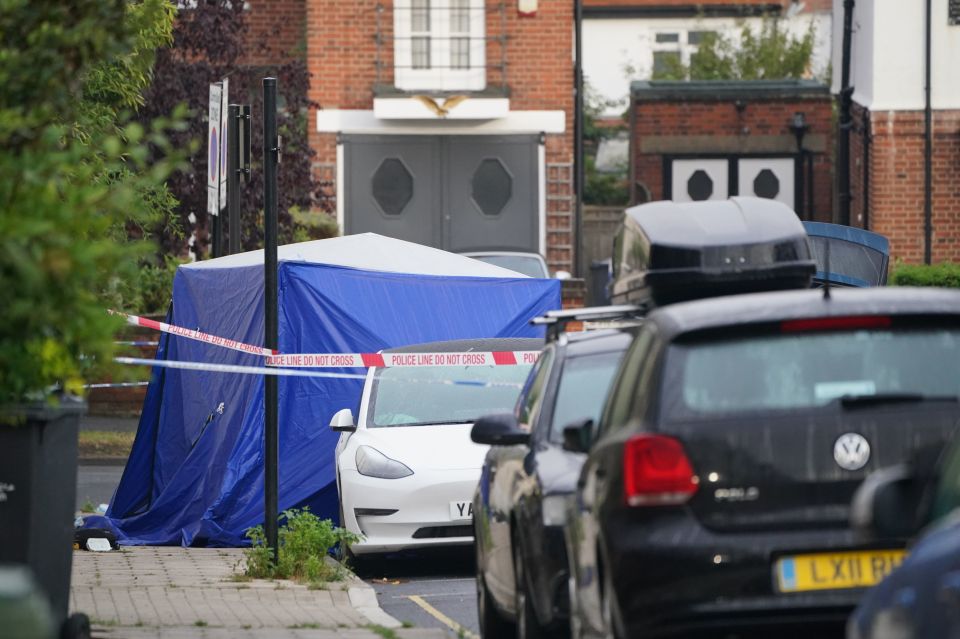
[
  {"x1": 366, "y1": 625, "x2": 398, "y2": 639},
  {"x1": 193, "y1": 620, "x2": 207, "y2": 627},
  {"x1": 288, "y1": 623, "x2": 324, "y2": 629},
  {"x1": 240, "y1": 507, "x2": 359, "y2": 586},
  {"x1": 78, "y1": 430, "x2": 135, "y2": 458}
]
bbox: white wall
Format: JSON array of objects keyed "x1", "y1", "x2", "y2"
[
  {"x1": 834, "y1": 0, "x2": 960, "y2": 111},
  {"x1": 583, "y1": 13, "x2": 833, "y2": 117}
]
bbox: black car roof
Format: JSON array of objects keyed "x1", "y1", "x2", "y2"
[
  {"x1": 649, "y1": 287, "x2": 960, "y2": 338},
  {"x1": 384, "y1": 337, "x2": 544, "y2": 353}
]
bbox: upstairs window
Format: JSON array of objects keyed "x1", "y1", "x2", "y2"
[{"x1": 394, "y1": 0, "x2": 486, "y2": 91}]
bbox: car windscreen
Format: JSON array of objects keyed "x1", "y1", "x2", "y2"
[
  {"x1": 809, "y1": 236, "x2": 886, "y2": 286},
  {"x1": 471, "y1": 255, "x2": 547, "y2": 278},
  {"x1": 549, "y1": 350, "x2": 624, "y2": 442},
  {"x1": 369, "y1": 364, "x2": 532, "y2": 427},
  {"x1": 662, "y1": 327, "x2": 960, "y2": 419}
]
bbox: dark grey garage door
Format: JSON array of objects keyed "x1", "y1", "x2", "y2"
[{"x1": 343, "y1": 135, "x2": 539, "y2": 253}]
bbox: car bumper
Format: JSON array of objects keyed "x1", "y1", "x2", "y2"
[
  {"x1": 600, "y1": 511, "x2": 904, "y2": 635},
  {"x1": 340, "y1": 468, "x2": 479, "y2": 555}
]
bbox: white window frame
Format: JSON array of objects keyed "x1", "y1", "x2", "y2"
[{"x1": 394, "y1": 0, "x2": 486, "y2": 91}]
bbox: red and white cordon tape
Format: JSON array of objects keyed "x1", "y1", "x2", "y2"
[
  {"x1": 265, "y1": 351, "x2": 540, "y2": 368},
  {"x1": 110, "y1": 310, "x2": 278, "y2": 357},
  {"x1": 111, "y1": 311, "x2": 540, "y2": 368}
]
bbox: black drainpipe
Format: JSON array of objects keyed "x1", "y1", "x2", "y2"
[
  {"x1": 838, "y1": 0, "x2": 855, "y2": 226},
  {"x1": 863, "y1": 115, "x2": 871, "y2": 230},
  {"x1": 574, "y1": 0, "x2": 584, "y2": 277},
  {"x1": 924, "y1": 0, "x2": 933, "y2": 264}
]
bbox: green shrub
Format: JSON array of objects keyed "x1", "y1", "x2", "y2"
[
  {"x1": 0, "y1": 0, "x2": 183, "y2": 404},
  {"x1": 890, "y1": 263, "x2": 960, "y2": 288},
  {"x1": 243, "y1": 508, "x2": 360, "y2": 585}
]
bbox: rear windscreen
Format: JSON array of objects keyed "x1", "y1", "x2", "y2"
[
  {"x1": 663, "y1": 328, "x2": 960, "y2": 419},
  {"x1": 809, "y1": 236, "x2": 886, "y2": 286}
]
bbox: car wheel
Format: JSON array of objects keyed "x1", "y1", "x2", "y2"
[
  {"x1": 477, "y1": 538, "x2": 514, "y2": 638},
  {"x1": 513, "y1": 529, "x2": 544, "y2": 639}
]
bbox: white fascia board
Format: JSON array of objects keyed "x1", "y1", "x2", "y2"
[
  {"x1": 317, "y1": 109, "x2": 565, "y2": 134},
  {"x1": 373, "y1": 97, "x2": 510, "y2": 120}
]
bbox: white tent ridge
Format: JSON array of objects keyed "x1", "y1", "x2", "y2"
[{"x1": 182, "y1": 233, "x2": 529, "y2": 278}]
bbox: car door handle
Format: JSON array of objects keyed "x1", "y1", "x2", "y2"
[{"x1": 939, "y1": 571, "x2": 960, "y2": 607}]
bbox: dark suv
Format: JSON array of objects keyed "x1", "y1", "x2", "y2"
[
  {"x1": 564, "y1": 287, "x2": 960, "y2": 638},
  {"x1": 471, "y1": 308, "x2": 638, "y2": 639}
]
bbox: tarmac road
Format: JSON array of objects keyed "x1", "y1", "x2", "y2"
[
  {"x1": 76, "y1": 462, "x2": 124, "y2": 512},
  {"x1": 353, "y1": 548, "x2": 480, "y2": 638}
]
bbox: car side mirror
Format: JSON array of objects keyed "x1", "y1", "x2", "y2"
[
  {"x1": 562, "y1": 418, "x2": 594, "y2": 454},
  {"x1": 851, "y1": 464, "x2": 927, "y2": 540},
  {"x1": 471, "y1": 414, "x2": 529, "y2": 446},
  {"x1": 329, "y1": 408, "x2": 356, "y2": 433}
]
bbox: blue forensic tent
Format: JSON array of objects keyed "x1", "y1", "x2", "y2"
[{"x1": 89, "y1": 234, "x2": 560, "y2": 546}]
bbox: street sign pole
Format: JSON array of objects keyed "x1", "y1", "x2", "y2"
[
  {"x1": 207, "y1": 82, "x2": 223, "y2": 257},
  {"x1": 262, "y1": 78, "x2": 280, "y2": 561},
  {"x1": 227, "y1": 104, "x2": 241, "y2": 255}
]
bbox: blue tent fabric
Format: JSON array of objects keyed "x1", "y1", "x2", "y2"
[{"x1": 87, "y1": 255, "x2": 559, "y2": 546}]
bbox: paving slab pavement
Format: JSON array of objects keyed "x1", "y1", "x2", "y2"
[{"x1": 70, "y1": 547, "x2": 450, "y2": 639}]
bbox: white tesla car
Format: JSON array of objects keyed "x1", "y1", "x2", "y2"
[{"x1": 330, "y1": 337, "x2": 541, "y2": 556}]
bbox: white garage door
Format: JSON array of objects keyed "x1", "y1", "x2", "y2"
[
  {"x1": 670, "y1": 159, "x2": 729, "y2": 202},
  {"x1": 737, "y1": 158, "x2": 795, "y2": 208}
]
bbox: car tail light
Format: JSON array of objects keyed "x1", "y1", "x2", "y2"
[
  {"x1": 781, "y1": 316, "x2": 892, "y2": 332},
  {"x1": 623, "y1": 434, "x2": 699, "y2": 506}
]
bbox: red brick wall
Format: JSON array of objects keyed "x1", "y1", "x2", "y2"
[
  {"x1": 583, "y1": 0, "x2": 832, "y2": 11},
  {"x1": 631, "y1": 95, "x2": 834, "y2": 221},
  {"x1": 304, "y1": 0, "x2": 575, "y2": 271},
  {"x1": 856, "y1": 106, "x2": 960, "y2": 264},
  {"x1": 242, "y1": 0, "x2": 306, "y2": 66}
]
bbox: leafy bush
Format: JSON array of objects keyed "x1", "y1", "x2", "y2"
[
  {"x1": 0, "y1": 0, "x2": 184, "y2": 404},
  {"x1": 654, "y1": 18, "x2": 816, "y2": 81},
  {"x1": 243, "y1": 508, "x2": 359, "y2": 585},
  {"x1": 891, "y1": 263, "x2": 960, "y2": 288}
]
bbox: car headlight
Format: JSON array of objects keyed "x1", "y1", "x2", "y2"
[
  {"x1": 355, "y1": 445, "x2": 414, "y2": 479},
  {"x1": 542, "y1": 494, "x2": 570, "y2": 526}
]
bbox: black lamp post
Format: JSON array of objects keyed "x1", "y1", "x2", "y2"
[{"x1": 788, "y1": 112, "x2": 811, "y2": 219}]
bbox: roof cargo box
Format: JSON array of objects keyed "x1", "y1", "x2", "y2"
[{"x1": 610, "y1": 197, "x2": 815, "y2": 306}]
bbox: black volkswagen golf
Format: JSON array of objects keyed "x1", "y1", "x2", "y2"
[{"x1": 564, "y1": 287, "x2": 960, "y2": 638}]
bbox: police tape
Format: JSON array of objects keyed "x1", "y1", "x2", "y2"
[
  {"x1": 264, "y1": 350, "x2": 541, "y2": 368},
  {"x1": 112, "y1": 311, "x2": 540, "y2": 368},
  {"x1": 113, "y1": 357, "x2": 524, "y2": 388},
  {"x1": 109, "y1": 310, "x2": 278, "y2": 357},
  {"x1": 83, "y1": 381, "x2": 151, "y2": 389}
]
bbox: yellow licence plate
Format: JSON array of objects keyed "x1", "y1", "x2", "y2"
[{"x1": 775, "y1": 550, "x2": 907, "y2": 593}]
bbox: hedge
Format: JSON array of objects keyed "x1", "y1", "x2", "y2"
[{"x1": 890, "y1": 262, "x2": 960, "y2": 288}]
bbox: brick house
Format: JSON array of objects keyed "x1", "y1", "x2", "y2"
[
  {"x1": 282, "y1": 0, "x2": 577, "y2": 275},
  {"x1": 629, "y1": 79, "x2": 834, "y2": 221},
  {"x1": 583, "y1": 0, "x2": 834, "y2": 117},
  {"x1": 834, "y1": 0, "x2": 960, "y2": 264}
]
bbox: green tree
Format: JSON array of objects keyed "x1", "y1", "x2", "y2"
[
  {"x1": 653, "y1": 19, "x2": 815, "y2": 81},
  {"x1": 0, "y1": 0, "x2": 184, "y2": 403},
  {"x1": 583, "y1": 82, "x2": 629, "y2": 206}
]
